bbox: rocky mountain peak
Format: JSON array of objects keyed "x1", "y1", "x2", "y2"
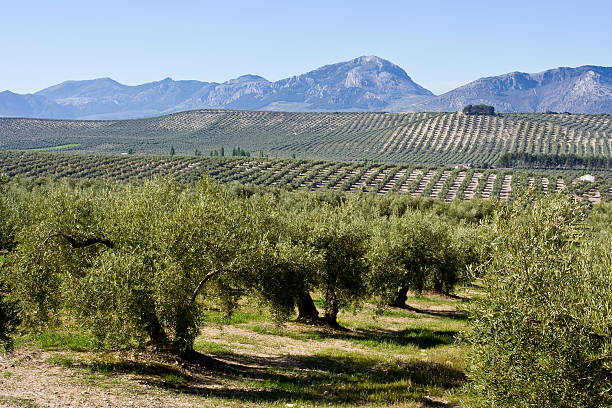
[
  {"x1": 1, "y1": 59, "x2": 610, "y2": 119},
  {"x1": 416, "y1": 65, "x2": 612, "y2": 113}
]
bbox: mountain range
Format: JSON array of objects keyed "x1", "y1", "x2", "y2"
[{"x1": 1, "y1": 56, "x2": 611, "y2": 119}]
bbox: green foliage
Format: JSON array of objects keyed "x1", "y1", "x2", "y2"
[
  {"x1": 0, "y1": 180, "x2": 20, "y2": 349},
  {"x1": 303, "y1": 200, "x2": 370, "y2": 323},
  {"x1": 498, "y1": 152, "x2": 612, "y2": 170},
  {"x1": 462, "y1": 104, "x2": 495, "y2": 116},
  {"x1": 0, "y1": 286, "x2": 20, "y2": 351},
  {"x1": 4, "y1": 178, "x2": 324, "y2": 352},
  {"x1": 0, "y1": 175, "x2": 20, "y2": 251},
  {"x1": 369, "y1": 211, "x2": 479, "y2": 308},
  {"x1": 464, "y1": 193, "x2": 612, "y2": 407},
  {"x1": 231, "y1": 146, "x2": 250, "y2": 157}
]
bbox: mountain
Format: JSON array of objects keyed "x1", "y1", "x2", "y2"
[
  {"x1": 0, "y1": 90, "x2": 69, "y2": 118},
  {"x1": 35, "y1": 77, "x2": 213, "y2": 119},
  {"x1": 0, "y1": 56, "x2": 434, "y2": 119},
  {"x1": 417, "y1": 65, "x2": 612, "y2": 113},
  {"x1": 1, "y1": 58, "x2": 611, "y2": 119},
  {"x1": 263, "y1": 55, "x2": 434, "y2": 111}
]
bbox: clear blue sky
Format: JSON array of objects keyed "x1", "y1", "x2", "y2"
[{"x1": 2, "y1": 0, "x2": 611, "y2": 95}]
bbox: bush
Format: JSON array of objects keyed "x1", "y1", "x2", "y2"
[{"x1": 464, "y1": 193, "x2": 612, "y2": 407}]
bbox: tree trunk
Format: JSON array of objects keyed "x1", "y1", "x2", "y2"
[
  {"x1": 392, "y1": 285, "x2": 409, "y2": 308},
  {"x1": 323, "y1": 308, "x2": 339, "y2": 327},
  {"x1": 323, "y1": 289, "x2": 339, "y2": 327},
  {"x1": 297, "y1": 292, "x2": 319, "y2": 322},
  {"x1": 143, "y1": 310, "x2": 169, "y2": 348},
  {"x1": 433, "y1": 278, "x2": 443, "y2": 294}
]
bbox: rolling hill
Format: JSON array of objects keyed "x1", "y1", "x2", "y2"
[{"x1": 0, "y1": 110, "x2": 610, "y2": 169}]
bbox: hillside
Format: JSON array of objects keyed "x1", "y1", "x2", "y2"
[{"x1": 1, "y1": 110, "x2": 610, "y2": 168}]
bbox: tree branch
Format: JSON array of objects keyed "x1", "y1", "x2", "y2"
[{"x1": 190, "y1": 269, "x2": 232, "y2": 304}]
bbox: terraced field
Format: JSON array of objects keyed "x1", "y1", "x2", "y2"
[
  {"x1": 1, "y1": 110, "x2": 611, "y2": 167},
  {"x1": 1, "y1": 151, "x2": 610, "y2": 203}
]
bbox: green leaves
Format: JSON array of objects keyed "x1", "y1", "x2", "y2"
[
  {"x1": 464, "y1": 192, "x2": 612, "y2": 407},
  {"x1": 369, "y1": 210, "x2": 475, "y2": 308}
]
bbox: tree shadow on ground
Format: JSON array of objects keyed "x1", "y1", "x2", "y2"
[
  {"x1": 401, "y1": 304, "x2": 469, "y2": 320},
  {"x1": 136, "y1": 350, "x2": 465, "y2": 406},
  {"x1": 72, "y1": 326, "x2": 465, "y2": 406},
  {"x1": 83, "y1": 357, "x2": 188, "y2": 377},
  {"x1": 314, "y1": 327, "x2": 460, "y2": 349}
]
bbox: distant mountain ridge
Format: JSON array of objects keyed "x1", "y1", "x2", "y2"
[
  {"x1": 1, "y1": 56, "x2": 611, "y2": 119},
  {"x1": 416, "y1": 65, "x2": 612, "y2": 114}
]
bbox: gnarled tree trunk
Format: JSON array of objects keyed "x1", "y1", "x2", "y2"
[
  {"x1": 392, "y1": 285, "x2": 409, "y2": 308},
  {"x1": 143, "y1": 310, "x2": 169, "y2": 349},
  {"x1": 323, "y1": 288, "x2": 340, "y2": 327},
  {"x1": 297, "y1": 292, "x2": 319, "y2": 322}
]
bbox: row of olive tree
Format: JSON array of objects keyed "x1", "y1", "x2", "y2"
[{"x1": 0, "y1": 176, "x2": 484, "y2": 354}]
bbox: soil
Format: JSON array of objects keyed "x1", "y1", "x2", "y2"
[
  {"x1": 0, "y1": 299, "x2": 466, "y2": 407},
  {"x1": 0, "y1": 349, "x2": 207, "y2": 407}
]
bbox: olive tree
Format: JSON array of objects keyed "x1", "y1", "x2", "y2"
[
  {"x1": 6, "y1": 180, "x2": 111, "y2": 329},
  {"x1": 369, "y1": 211, "x2": 468, "y2": 308},
  {"x1": 295, "y1": 198, "x2": 370, "y2": 326},
  {"x1": 6, "y1": 178, "x2": 319, "y2": 353},
  {"x1": 464, "y1": 193, "x2": 612, "y2": 407}
]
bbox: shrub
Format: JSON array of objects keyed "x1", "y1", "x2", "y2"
[{"x1": 464, "y1": 193, "x2": 612, "y2": 407}]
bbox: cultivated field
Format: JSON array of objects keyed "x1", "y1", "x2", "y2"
[
  {"x1": 0, "y1": 110, "x2": 611, "y2": 167},
  {"x1": 1, "y1": 166, "x2": 611, "y2": 407},
  {"x1": 1, "y1": 151, "x2": 610, "y2": 203},
  {"x1": 1, "y1": 110, "x2": 611, "y2": 407}
]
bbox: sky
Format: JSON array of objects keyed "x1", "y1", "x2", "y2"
[{"x1": 1, "y1": 0, "x2": 611, "y2": 95}]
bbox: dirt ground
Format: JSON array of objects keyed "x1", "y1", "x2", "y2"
[
  {"x1": 0, "y1": 297, "x2": 467, "y2": 408},
  {"x1": 1, "y1": 349, "x2": 208, "y2": 408}
]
